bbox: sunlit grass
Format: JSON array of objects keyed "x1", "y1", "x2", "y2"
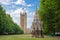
[{"x1": 0, "y1": 35, "x2": 60, "y2": 40}]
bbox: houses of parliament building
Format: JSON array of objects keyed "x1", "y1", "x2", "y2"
[{"x1": 20, "y1": 8, "x2": 42, "y2": 35}]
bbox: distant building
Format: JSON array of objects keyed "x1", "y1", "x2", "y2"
[
  {"x1": 20, "y1": 8, "x2": 27, "y2": 34},
  {"x1": 26, "y1": 28, "x2": 31, "y2": 34}
]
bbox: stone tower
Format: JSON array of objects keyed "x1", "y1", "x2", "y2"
[{"x1": 20, "y1": 8, "x2": 27, "y2": 34}]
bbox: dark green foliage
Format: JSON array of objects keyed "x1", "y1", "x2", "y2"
[
  {"x1": 0, "y1": 5, "x2": 24, "y2": 35},
  {"x1": 39, "y1": 0, "x2": 60, "y2": 35}
]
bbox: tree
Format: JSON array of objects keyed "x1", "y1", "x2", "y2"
[
  {"x1": 13, "y1": 23, "x2": 24, "y2": 34},
  {"x1": 39, "y1": 0, "x2": 60, "y2": 35},
  {"x1": 0, "y1": 5, "x2": 7, "y2": 34},
  {"x1": 0, "y1": 5, "x2": 24, "y2": 35}
]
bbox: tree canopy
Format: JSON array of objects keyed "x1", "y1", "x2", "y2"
[
  {"x1": 0, "y1": 5, "x2": 24, "y2": 35},
  {"x1": 39, "y1": 0, "x2": 60, "y2": 35}
]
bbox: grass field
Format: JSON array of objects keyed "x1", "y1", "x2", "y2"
[{"x1": 0, "y1": 35, "x2": 60, "y2": 40}]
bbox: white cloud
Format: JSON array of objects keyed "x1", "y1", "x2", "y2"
[
  {"x1": 27, "y1": 4, "x2": 32, "y2": 7},
  {"x1": 11, "y1": 8, "x2": 26, "y2": 16},
  {"x1": 27, "y1": 17, "x2": 33, "y2": 28},
  {"x1": 8, "y1": 8, "x2": 27, "y2": 26},
  {"x1": 0, "y1": 0, "x2": 33, "y2": 7},
  {"x1": 27, "y1": 11, "x2": 35, "y2": 16},
  {"x1": 14, "y1": 0, "x2": 26, "y2": 5},
  {"x1": 27, "y1": 11, "x2": 35, "y2": 28},
  {"x1": 13, "y1": 0, "x2": 33, "y2": 6},
  {"x1": 10, "y1": 8, "x2": 22, "y2": 25},
  {"x1": 0, "y1": 0, "x2": 11, "y2": 5},
  {"x1": 0, "y1": 0, "x2": 26, "y2": 5}
]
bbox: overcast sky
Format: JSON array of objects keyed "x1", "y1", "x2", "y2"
[{"x1": 0, "y1": 0, "x2": 40, "y2": 28}]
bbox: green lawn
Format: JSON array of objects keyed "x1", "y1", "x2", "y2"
[{"x1": 0, "y1": 35, "x2": 60, "y2": 40}]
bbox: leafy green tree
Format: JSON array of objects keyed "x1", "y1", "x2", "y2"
[
  {"x1": 0, "y1": 5, "x2": 7, "y2": 34},
  {"x1": 39, "y1": 0, "x2": 60, "y2": 35},
  {"x1": 13, "y1": 23, "x2": 24, "y2": 34},
  {"x1": 0, "y1": 5, "x2": 23, "y2": 35}
]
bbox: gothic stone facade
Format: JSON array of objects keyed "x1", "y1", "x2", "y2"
[
  {"x1": 31, "y1": 10, "x2": 43, "y2": 38},
  {"x1": 20, "y1": 12, "x2": 27, "y2": 34}
]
